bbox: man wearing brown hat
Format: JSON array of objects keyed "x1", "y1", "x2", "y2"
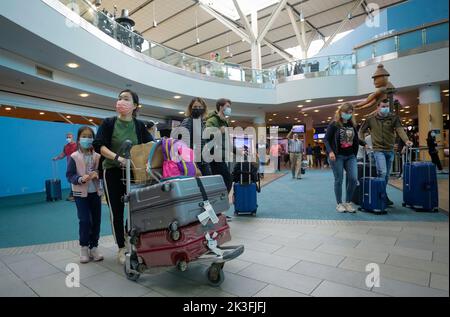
[{"x1": 359, "y1": 65, "x2": 413, "y2": 206}]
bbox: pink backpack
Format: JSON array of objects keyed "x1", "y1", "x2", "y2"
[{"x1": 161, "y1": 138, "x2": 197, "y2": 179}]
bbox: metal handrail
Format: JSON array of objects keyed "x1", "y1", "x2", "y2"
[{"x1": 353, "y1": 19, "x2": 449, "y2": 50}]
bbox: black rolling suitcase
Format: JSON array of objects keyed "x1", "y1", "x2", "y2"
[
  {"x1": 46, "y1": 161, "x2": 62, "y2": 202},
  {"x1": 352, "y1": 161, "x2": 377, "y2": 205}
]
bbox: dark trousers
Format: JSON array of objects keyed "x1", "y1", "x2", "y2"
[
  {"x1": 430, "y1": 152, "x2": 443, "y2": 171},
  {"x1": 198, "y1": 162, "x2": 212, "y2": 176},
  {"x1": 74, "y1": 193, "x2": 102, "y2": 248},
  {"x1": 210, "y1": 161, "x2": 232, "y2": 193},
  {"x1": 314, "y1": 155, "x2": 322, "y2": 168},
  {"x1": 104, "y1": 168, "x2": 126, "y2": 248}
]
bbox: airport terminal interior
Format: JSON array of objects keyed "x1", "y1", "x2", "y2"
[{"x1": 0, "y1": 0, "x2": 449, "y2": 298}]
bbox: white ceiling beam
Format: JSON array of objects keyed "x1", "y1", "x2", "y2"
[
  {"x1": 320, "y1": 0, "x2": 365, "y2": 51},
  {"x1": 199, "y1": 1, "x2": 293, "y2": 63},
  {"x1": 198, "y1": 2, "x2": 251, "y2": 43},
  {"x1": 286, "y1": 5, "x2": 305, "y2": 51},
  {"x1": 232, "y1": 0, "x2": 256, "y2": 41},
  {"x1": 264, "y1": 41, "x2": 294, "y2": 62},
  {"x1": 257, "y1": 0, "x2": 288, "y2": 43}
]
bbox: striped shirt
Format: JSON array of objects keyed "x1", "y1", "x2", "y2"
[{"x1": 288, "y1": 139, "x2": 303, "y2": 153}]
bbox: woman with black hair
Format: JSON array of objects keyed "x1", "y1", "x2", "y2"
[
  {"x1": 427, "y1": 130, "x2": 443, "y2": 171},
  {"x1": 93, "y1": 89, "x2": 153, "y2": 264},
  {"x1": 178, "y1": 97, "x2": 212, "y2": 176}
]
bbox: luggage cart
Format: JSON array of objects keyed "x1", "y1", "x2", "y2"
[{"x1": 118, "y1": 140, "x2": 244, "y2": 286}]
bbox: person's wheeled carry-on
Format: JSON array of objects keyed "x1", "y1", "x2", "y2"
[
  {"x1": 402, "y1": 147, "x2": 439, "y2": 212},
  {"x1": 119, "y1": 140, "x2": 244, "y2": 286},
  {"x1": 233, "y1": 161, "x2": 261, "y2": 216},
  {"x1": 45, "y1": 161, "x2": 62, "y2": 202},
  {"x1": 358, "y1": 149, "x2": 387, "y2": 214}
]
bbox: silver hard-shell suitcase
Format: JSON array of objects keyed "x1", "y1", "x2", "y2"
[{"x1": 129, "y1": 175, "x2": 229, "y2": 233}]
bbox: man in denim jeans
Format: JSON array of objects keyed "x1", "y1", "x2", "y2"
[{"x1": 359, "y1": 101, "x2": 413, "y2": 206}]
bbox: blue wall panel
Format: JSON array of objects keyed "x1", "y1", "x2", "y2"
[
  {"x1": 387, "y1": 0, "x2": 449, "y2": 32},
  {"x1": 0, "y1": 117, "x2": 88, "y2": 197}
]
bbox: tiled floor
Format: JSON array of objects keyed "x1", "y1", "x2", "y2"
[{"x1": 0, "y1": 218, "x2": 448, "y2": 297}]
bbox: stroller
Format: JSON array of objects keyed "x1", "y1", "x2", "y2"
[{"x1": 119, "y1": 140, "x2": 244, "y2": 286}]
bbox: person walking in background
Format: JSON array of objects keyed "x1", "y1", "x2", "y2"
[
  {"x1": 94, "y1": 89, "x2": 153, "y2": 264},
  {"x1": 359, "y1": 100, "x2": 413, "y2": 207},
  {"x1": 306, "y1": 143, "x2": 314, "y2": 168},
  {"x1": 427, "y1": 130, "x2": 444, "y2": 172},
  {"x1": 325, "y1": 103, "x2": 366, "y2": 213},
  {"x1": 287, "y1": 129, "x2": 304, "y2": 179},
  {"x1": 53, "y1": 132, "x2": 78, "y2": 201},
  {"x1": 66, "y1": 126, "x2": 103, "y2": 264},
  {"x1": 313, "y1": 142, "x2": 322, "y2": 169}
]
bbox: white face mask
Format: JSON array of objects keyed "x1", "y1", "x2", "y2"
[
  {"x1": 66, "y1": 137, "x2": 72, "y2": 143},
  {"x1": 224, "y1": 107, "x2": 232, "y2": 116}
]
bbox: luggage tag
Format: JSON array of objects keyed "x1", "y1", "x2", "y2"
[
  {"x1": 205, "y1": 232, "x2": 223, "y2": 257},
  {"x1": 197, "y1": 200, "x2": 219, "y2": 226}
]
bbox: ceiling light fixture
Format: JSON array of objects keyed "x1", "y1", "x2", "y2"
[
  {"x1": 178, "y1": 111, "x2": 185, "y2": 114},
  {"x1": 5, "y1": 107, "x2": 11, "y2": 111},
  {"x1": 306, "y1": 100, "x2": 312, "y2": 103},
  {"x1": 66, "y1": 63, "x2": 79, "y2": 69},
  {"x1": 66, "y1": 115, "x2": 71, "y2": 119},
  {"x1": 174, "y1": 95, "x2": 181, "y2": 99},
  {"x1": 314, "y1": 110, "x2": 319, "y2": 113},
  {"x1": 39, "y1": 112, "x2": 45, "y2": 115},
  {"x1": 337, "y1": 99, "x2": 344, "y2": 102},
  {"x1": 79, "y1": 93, "x2": 89, "y2": 98},
  {"x1": 297, "y1": 105, "x2": 303, "y2": 108}
]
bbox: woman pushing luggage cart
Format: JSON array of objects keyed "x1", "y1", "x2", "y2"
[{"x1": 119, "y1": 139, "x2": 244, "y2": 286}]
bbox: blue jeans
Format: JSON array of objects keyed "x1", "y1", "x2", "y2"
[
  {"x1": 75, "y1": 193, "x2": 102, "y2": 248},
  {"x1": 373, "y1": 151, "x2": 395, "y2": 195},
  {"x1": 330, "y1": 155, "x2": 358, "y2": 204}
]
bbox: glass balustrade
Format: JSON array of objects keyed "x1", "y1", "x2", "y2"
[
  {"x1": 355, "y1": 20, "x2": 449, "y2": 64},
  {"x1": 54, "y1": 0, "x2": 360, "y2": 88}
]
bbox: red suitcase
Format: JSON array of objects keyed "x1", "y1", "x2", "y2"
[{"x1": 136, "y1": 214, "x2": 231, "y2": 268}]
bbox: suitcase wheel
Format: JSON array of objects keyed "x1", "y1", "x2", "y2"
[
  {"x1": 124, "y1": 264, "x2": 140, "y2": 282},
  {"x1": 251, "y1": 212, "x2": 256, "y2": 217},
  {"x1": 206, "y1": 263, "x2": 224, "y2": 287}
]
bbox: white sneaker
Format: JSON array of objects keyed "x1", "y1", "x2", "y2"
[
  {"x1": 336, "y1": 204, "x2": 347, "y2": 213},
  {"x1": 89, "y1": 247, "x2": 104, "y2": 262},
  {"x1": 80, "y1": 246, "x2": 90, "y2": 264},
  {"x1": 117, "y1": 247, "x2": 127, "y2": 265},
  {"x1": 344, "y1": 203, "x2": 356, "y2": 213}
]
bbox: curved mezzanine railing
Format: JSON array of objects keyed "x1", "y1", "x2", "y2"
[{"x1": 49, "y1": 0, "x2": 448, "y2": 89}]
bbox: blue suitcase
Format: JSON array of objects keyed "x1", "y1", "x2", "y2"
[
  {"x1": 402, "y1": 161, "x2": 439, "y2": 212},
  {"x1": 46, "y1": 161, "x2": 62, "y2": 202},
  {"x1": 358, "y1": 149, "x2": 387, "y2": 214},
  {"x1": 45, "y1": 179, "x2": 62, "y2": 202},
  {"x1": 234, "y1": 183, "x2": 258, "y2": 216},
  {"x1": 359, "y1": 177, "x2": 387, "y2": 214},
  {"x1": 233, "y1": 162, "x2": 260, "y2": 216}
]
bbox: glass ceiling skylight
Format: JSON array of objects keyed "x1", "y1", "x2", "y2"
[{"x1": 200, "y1": 0, "x2": 281, "y2": 20}]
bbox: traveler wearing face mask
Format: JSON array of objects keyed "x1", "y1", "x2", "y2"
[
  {"x1": 427, "y1": 130, "x2": 443, "y2": 172},
  {"x1": 53, "y1": 132, "x2": 78, "y2": 201},
  {"x1": 359, "y1": 100, "x2": 413, "y2": 206},
  {"x1": 93, "y1": 89, "x2": 153, "y2": 264},
  {"x1": 205, "y1": 98, "x2": 234, "y2": 193},
  {"x1": 66, "y1": 126, "x2": 103, "y2": 264},
  {"x1": 325, "y1": 103, "x2": 367, "y2": 213},
  {"x1": 179, "y1": 97, "x2": 212, "y2": 176}
]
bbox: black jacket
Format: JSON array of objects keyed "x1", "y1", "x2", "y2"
[
  {"x1": 93, "y1": 116, "x2": 153, "y2": 155},
  {"x1": 324, "y1": 121, "x2": 365, "y2": 157}
]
